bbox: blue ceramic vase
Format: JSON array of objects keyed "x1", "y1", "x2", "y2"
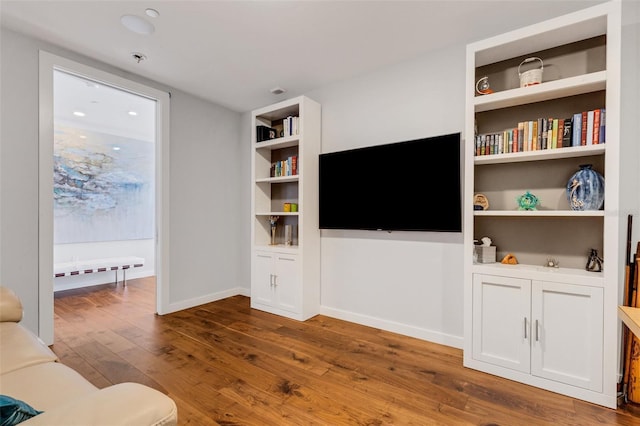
[{"x1": 566, "y1": 164, "x2": 604, "y2": 211}]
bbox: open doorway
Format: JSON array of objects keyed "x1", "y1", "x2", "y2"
[
  {"x1": 52, "y1": 70, "x2": 156, "y2": 291},
  {"x1": 38, "y1": 51, "x2": 171, "y2": 345}
]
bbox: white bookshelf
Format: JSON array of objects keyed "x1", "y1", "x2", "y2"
[
  {"x1": 463, "y1": 2, "x2": 621, "y2": 408},
  {"x1": 250, "y1": 96, "x2": 321, "y2": 321}
]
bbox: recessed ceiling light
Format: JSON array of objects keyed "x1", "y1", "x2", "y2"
[
  {"x1": 128, "y1": 111, "x2": 138, "y2": 116},
  {"x1": 270, "y1": 87, "x2": 286, "y2": 95},
  {"x1": 145, "y1": 8, "x2": 160, "y2": 18},
  {"x1": 73, "y1": 111, "x2": 85, "y2": 117},
  {"x1": 79, "y1": 135, "x2": 87, "y2": 139},
  {"x1": 120, "y1": 14, "x2": 155, "y2": 35},
  {"x1": 113, "y1": 146, "x2": 121, "y2": 151}
]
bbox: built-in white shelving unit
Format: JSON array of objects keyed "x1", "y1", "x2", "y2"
[
  {"x1": 463, "y1": 2, "x2": 621, "y2": 408},
  {"x1": 250, "y1": 96, "x2": 321, "y2": 321}
]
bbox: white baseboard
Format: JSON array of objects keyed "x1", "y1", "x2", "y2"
[
  {"x1": 164, "y1": 291, "x2": 463, "y2": 349},
  {"x1": 319, "y1": 305, "x2": 463, "y2": 349},
  {"x1": 163, "y1": 287, "x2": 250, "y2": 314}
]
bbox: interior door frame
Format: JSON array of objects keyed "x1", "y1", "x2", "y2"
[{"x1": 38, "y1": 51, "x2": 171, "y2": 345}]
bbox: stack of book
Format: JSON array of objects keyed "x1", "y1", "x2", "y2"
[
  {"x1": 475, "y1": 108, "x2": 605, "y2": 156},
  {"x1": 572, "y1": 108, "x2": 606, "y2": 147},
  {"x1": 282, "y1": 116, "x2": 300, "y2": 137},
  {"x1": 270, "y1": 155, "x2": 298, "y2": 177}
]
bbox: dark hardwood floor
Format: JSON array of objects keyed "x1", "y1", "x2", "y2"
[{"x1": 52, "y1": 277, "x2": 640, "y2": 425}]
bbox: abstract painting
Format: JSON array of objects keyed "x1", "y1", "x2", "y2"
[{"x1": 53, "y1": 125, "x2": 155, "y2": 244}]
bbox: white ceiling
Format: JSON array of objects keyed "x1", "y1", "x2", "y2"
[
  {"x1": 54, "y1": 69, "x2": 157, "y2": 142},
  {"x1": 1, "y1": 0, "x2": 606, "y2": 114}
]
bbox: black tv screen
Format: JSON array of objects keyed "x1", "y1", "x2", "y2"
[{"x1": 319, "y1": 132, "x2": 462, "y2": 232}]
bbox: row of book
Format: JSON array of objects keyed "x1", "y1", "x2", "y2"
[
  {"x1": 475, "y1": 108, "x2": 606, "y2": 156},
  {"x1": 270, "y1": 156, "x2": 298, "y2": 178},
  {"x1": 283, "y1": 116, "x2": 300, "y2": 137}
]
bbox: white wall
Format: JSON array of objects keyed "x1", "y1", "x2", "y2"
[
  {"x1": 1, "y1": 28, "x2": 43, "y2": 333},
  {"x1": 306, "y1": 46, "x2": 467, "y2": 348},
  {"x1": 167, "y1": 91, "x2": 248, "y2": 312},
  {"x1": 0, "y1": 27, "x2": 246, "y2": 335}
]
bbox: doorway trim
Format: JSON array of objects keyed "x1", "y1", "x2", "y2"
[{"x1": 38, "y1": 51, "x2": 171, "y2": 345}]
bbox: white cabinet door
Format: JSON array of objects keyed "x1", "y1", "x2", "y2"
[
  {"x1": 253, "y1": 251, "x2": 300, "y2": 315},
  {"x1": 531, "y1": 280, "x2": 603, "y2": 392},
  {"x1": 273, "y1": 253, "x2": 300, "y2": 314},
  {"x1": 472, "y1": 274, "x2": 531, "y2": 373},
  {"x1": 253, "y1": 251, "x2": 276, "y2": 306}
]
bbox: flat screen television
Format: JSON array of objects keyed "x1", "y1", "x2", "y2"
[{"x1": 319, "y1": 132, "x2": 462, "y2": 232}]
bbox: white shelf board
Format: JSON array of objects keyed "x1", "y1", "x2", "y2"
[
  {"x1": 474, "y1": 71, "x2": 606, "y2": 113},
  {"x1": 255, "y1": 212, "x2": 299, "y2": 217},
  {"x1": 472, "y1": 262, "x2": 604, "y2": 286},
  {"x1": 472, "y1": 6, "x2": 608, "y2": 67},
  {"x1": 253, "y1": 96, "x2": 301, "y2": 121},
  {"x1": 474, "y1": 144, "x2": 605, "y2": 165},
  {"x1": 253, "y1": 244, "x2": 299, "y2": 254},
  {"x1": 474, "y1": 210, "x2": 604, "y2": 217},
  {"x1": 256, "y1": 175, "x2": 299, "y2": 184},
  {"x1": 254, "y1": 135, "x2": 299, "y2": 150}
]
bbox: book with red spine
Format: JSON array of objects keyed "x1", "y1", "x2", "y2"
[{"x1": 593, "y1": 109, "x2": 601, "y2": 144}]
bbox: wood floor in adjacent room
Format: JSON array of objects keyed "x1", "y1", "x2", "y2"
[{"x1": 53, "y1": 277, "x2": 640, "y2": 426}]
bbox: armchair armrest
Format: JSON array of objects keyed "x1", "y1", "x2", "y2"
[
  {"x1": 0, "y1": 286, "x2": 23, "y2": 322},
  {"x1": 23, "y1": 382, "x2": 177, "y2": 426}
]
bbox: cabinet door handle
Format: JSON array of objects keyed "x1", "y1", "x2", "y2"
[
  {"x1": 269, "y1": 274, "x2": 274, "y2": 286},
  {"x1": 272, "y1": 274, "x2": 277, "y2": 287},
  {"x1": 524, "y1": 317, "x2": 528, "y2": 339},
  {"x1": 535, "y1": 319, "x2": 539, "y2": 341}
]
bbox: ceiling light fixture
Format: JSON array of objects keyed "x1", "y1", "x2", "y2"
[
  {"x1": 145, "y1": 8, "x2": 160, "y2": 18},
  {"x1": 128, "y1": 111, "x2": 138, "y2": 116},
  {"x1": 120, "y1": 14, "x2": 155, "y2": 35},
  {"x1": 131, "y1": 52, "x2": 147, "y2": 63},
  {"x1": 73, "y1": 111, "x2": 85, "y2": 117},
  {"x1": 270, "y1": 87, "x2": 286, "y2": 95}
]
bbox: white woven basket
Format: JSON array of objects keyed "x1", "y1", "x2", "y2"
[{"x1": 518, "y1": 57, "x2": 544, "y2": 88}]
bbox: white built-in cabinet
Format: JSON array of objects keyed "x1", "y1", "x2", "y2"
[
  {"x1": 250, "y1": 96, "x2": 321, "y2": 321},
  {"x1": 473, "y1": 273, "x2": 603, "y2": 392},
  {"x1": 253, "y1": 251, "x2": 300, "y2": 315},
  {"x1": 463, "y1": 2, "x2": 621, "y2": 408}
]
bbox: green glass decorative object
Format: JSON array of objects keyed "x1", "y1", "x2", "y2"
[{"x1": 517, "y1": 191, "x2": 540, "y2": 211}]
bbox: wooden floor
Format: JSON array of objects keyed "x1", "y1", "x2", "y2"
[{"x1": 53, "y1": 277, "x2": 640, "y2": 425}]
